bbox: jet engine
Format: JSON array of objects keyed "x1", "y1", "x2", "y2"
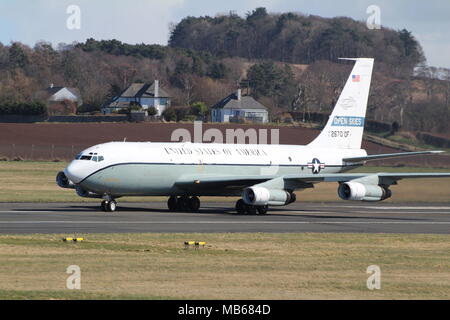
[
  {"x1": 56, "y1": 172, "x2": 75, "y2": 189},
  {"x1": 243, "y1": 187, "x2": 296, "y2": 206},
  {"x1": 338, "y1": 182, "x2": 392, "y2": 202},
  {"x1": 75, "y1": 186, "x2": 102, "y2": 199}
]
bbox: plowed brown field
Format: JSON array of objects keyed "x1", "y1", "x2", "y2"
[{"x1": 0, "y1": 123, "x2": 448, "y2": 167}]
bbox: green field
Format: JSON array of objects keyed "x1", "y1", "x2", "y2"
[
  {"x1": 0, "y1": 161, "x2": 449, "y2": 203},
  {"x1": 0, "y1": 233, "x2": 449, "y2": 300}
]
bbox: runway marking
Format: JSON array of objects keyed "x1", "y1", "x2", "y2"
[
  {"x1": 1, "y1": 210, "x2": 449, "y2": 215},
  {"x1": 0, "y1": 211, "x2": 54, "y2": 213},
  {"x1": 341, "y1": 206, "x2": 450, "y2": 210},
  {"x1": 1, "y1": 221, "x2": 450, "y2": 225}
]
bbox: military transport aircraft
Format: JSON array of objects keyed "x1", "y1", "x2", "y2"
[{"x1": 56, "y1": 58, "x2": 450, "y2": 214}]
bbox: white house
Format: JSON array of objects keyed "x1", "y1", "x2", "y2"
[
  {"x1": 37, "y1": 84, "x2": 83, "y2": 106},
  {"x1": 102, "y1": 80, "x2": 170, "y2": 116},
  {"x1": 211, "y1": 89, "x2": 269, "y2": 123}
]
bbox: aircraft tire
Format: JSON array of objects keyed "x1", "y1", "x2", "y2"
[
  {"x1": 257, "y1": 205, "x2": 269, "y2": 215},
  {"x1": 107, "y1": 200, "x2": 117, "y2": 212},
  {"x1": 177, "y1": 196, "x2": 190, "y2": 212},
  {"x1": 168, "y1": 196, "x2": 178, "y2": 211},
  {"x1": 245, "y1": 205, "x2": 257, "y2": 215},
  {"x1": 188, "y1": 196, "x2": 201, "y2": 212},
  {"x1": 235, "y1": 199, "x2": 246, "y2": 215}
]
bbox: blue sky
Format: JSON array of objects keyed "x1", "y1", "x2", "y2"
[{"x1": 0, "y1": 0, "x2": 448, "y2": 68}]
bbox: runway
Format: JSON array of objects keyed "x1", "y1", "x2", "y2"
[{"x1": 0, "y1": 202, "x2": 449, "y2": 234}]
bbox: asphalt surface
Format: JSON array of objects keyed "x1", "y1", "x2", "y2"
[{"x1": 0, "y1": 202, "x2": 450, "y2": 234}]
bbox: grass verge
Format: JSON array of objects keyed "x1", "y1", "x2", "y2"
[
  {"x1": 0, "y1": 233, "x2": 449, "y2": 300},
  {"x1": 1, "y1": 161, "x2": 449, "y2": 203}
]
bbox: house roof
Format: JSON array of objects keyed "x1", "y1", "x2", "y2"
[
  {"x1": 104, "y1": 101, "x2": 130, "y2": 109},
  {"x1": 120, "y1": 82, "x2": 170, "y2": 98},
  {"x1": 46, "y1": 86, "x2": 65, "y2": 96},
  {"x1": 212, "y1": 92, "x2": 267, "y2": 110},
  {"x1": 35, "y1": 86, "x2": 82, "y2": 102},
  {"x1": 66, "y1": 88, "x2": 82, "y2": 101}
]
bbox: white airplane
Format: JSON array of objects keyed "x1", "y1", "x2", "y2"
[{"x1": 57, "y1": 58, "x2": 450, "y2": 214}]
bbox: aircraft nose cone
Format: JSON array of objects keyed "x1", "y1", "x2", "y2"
[{"x1": 64, "y1": 162, "x2": 85, "y2": 184}]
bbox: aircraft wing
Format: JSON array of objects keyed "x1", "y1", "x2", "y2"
[
  {"x1": 283, "y1": 172, "x2": 450, "y2": 186},
  {"x1": 343, "y1": 151, "x2": 444, "y2": 163},
  {"x1": 175, "y1": 172, "x2": 450, "y2": 192}
]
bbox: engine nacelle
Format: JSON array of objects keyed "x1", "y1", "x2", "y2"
[
  {"x1": 243, "y1": 187, "x2": 296, "y2": 206},
  {"x1": 75, "y1": 186, "x2": 102, "y2": 199},
  {"x1": 338, "y1": 182, "x2": 392, "y2": 202},
  {"x1": 56, "y1": 171, "x2": 75, "y2": 189}
]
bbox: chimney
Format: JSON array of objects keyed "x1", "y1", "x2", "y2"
[
  {"x1": 49, "y1": 83, "x2": 54, "y2": 89},
  {"x1": 237, "y1": 88, "x2": 242, "y2": 101},
  {"x1": 154, "y1": 80, "x2": 159, "y2": 98},
  {"x1": 154, "y1": 80, "x2": 160, "y2": 108}
]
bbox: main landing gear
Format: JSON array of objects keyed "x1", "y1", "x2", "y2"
[
  {"x1": 167, "y1": 197, "x2": 269, "y2": 215},
  {"x1": 168, "y1": 196, "x2": 201, "y2": 212},
  {"x1": 235, "y1": 199, "x2": 268, "y2": 215}
]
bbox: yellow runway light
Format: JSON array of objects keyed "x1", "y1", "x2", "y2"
[
  {"x1": 62, "y1": 237, "x2": 84, "y2": 243},
  {"x1": 184, "y1": 241, "x2": 207, "y2": 249}
]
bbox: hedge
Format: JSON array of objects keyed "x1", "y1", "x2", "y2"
[{"x1": 0, "y1": 102, "x2": 47, "y2": 115}]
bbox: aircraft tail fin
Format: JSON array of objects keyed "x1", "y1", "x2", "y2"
[{"x1": 308, "y1": 58, "x2": 374, "y2": 149}]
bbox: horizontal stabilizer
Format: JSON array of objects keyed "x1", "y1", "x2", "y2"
[{"x1": 343, "y1": 151, "x2": 444, "y2": 163}]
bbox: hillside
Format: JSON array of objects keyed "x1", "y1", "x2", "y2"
[{"x1": 169, "y1": 8, "x2": 424, "y2": 76}]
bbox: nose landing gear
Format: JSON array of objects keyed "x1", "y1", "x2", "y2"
[{"x1": 101, "y1": 197, "x2": 117, "y2": 212}]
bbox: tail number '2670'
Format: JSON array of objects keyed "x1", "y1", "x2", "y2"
[{"x1": 329, "y1": 130, "x2": 350, "y2": 138}]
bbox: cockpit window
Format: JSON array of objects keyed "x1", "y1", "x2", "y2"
[{"x1": 76, "y1": 153, "x2": 105, "y2": 162}]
